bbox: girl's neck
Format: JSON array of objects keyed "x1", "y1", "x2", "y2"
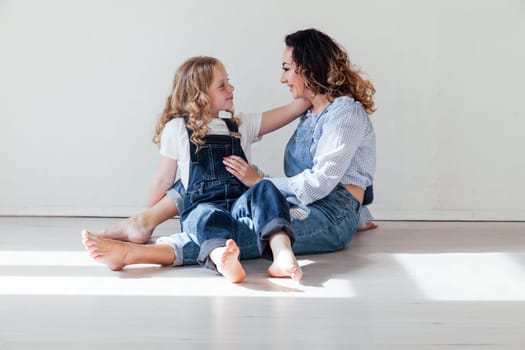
[{"x1": 310, "y1": 94, "x2": 331, "y2": 115}]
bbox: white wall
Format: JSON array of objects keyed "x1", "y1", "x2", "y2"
[{"x1": 1, "y1": 0, "x2": 524, "y2": 220}]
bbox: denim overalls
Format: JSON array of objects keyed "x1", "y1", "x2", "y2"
[
  {"x1": 180, "y1": 118, "x2": 295, "y2": 272},
  {"x1": 281, "y1": 112, "x2": 362, "y2": 254}
]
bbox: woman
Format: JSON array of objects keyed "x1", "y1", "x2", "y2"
[
  {"x1": 224, "y1": 28, "x2": 376, "y2": 255},
  {"x1": 82, "y1": 28, "x2": 376, "y2": 274}
]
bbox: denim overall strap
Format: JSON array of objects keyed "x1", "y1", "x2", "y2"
[
  {"x1": 181, "y1": 117, "x2": 248, "y2": 219},
  {"x1": 284, "y1": 113, "x2": 315, "y2": 177}
]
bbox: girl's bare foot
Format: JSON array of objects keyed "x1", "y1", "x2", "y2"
[
  {"x1": 98, "y1": 216, "x2": 153, "y2": 244},
  {"x1": 82, "y1": 230, "x2": 132, "y2": 271},
  {"x1": 268, "y1": 250, "x2": 303, "y2": 282},
  {"x1": 209, "y1": 239, "x2": 246, "y2": 283},
  {"x1": 357, "y1": 221, "x2": 378, "y2": 232}
]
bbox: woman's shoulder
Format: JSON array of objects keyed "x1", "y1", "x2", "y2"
[
  {"x1": 323, "y1": 96, "x2": 370, "y2": 132},
  {"x1": 327, "y1": 96, "x2": 366, "y2": 118},
  {"x1": 332, "y1": 96, "x2": 362, "y2": 110}
]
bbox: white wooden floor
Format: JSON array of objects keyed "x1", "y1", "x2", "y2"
[{"x1": 1, "y1": 217, "x2": 524, "y2": 349}]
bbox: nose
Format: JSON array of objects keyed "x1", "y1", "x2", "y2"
[
  {"x1": 228, "y1": 82, "x2": 235, "y2": 92},
  {"x1": 280, "y1": 71, "x2": 287, "y2": 84}
]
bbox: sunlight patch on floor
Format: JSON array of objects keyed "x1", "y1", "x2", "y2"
[
  {"x1": 395, "y1": 252, "x2": 525, "y2": 301},
  {"x1": 0, "y1": 251, "x2": 354, "y2": 297},
  {"x1": 0, "y1": 250, "x2": 94, "y2": 266},
  {"x1": 0, "y1": 275, "x2": 355, "y2": 297}
]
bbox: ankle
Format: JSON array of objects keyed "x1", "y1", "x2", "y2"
[
  {"x1": 133, "y1": 214, "x2": 151, "y2": 231},
  {"x1": 269, "y1": 232, "x2": 292, "y2": 253}
]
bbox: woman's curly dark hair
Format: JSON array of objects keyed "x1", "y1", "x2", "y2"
[{"x1": 285, "y1": 28, "x2": 376, "y2": 114}]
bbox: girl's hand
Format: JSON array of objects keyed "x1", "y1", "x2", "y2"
[{"x1": 223, "y1": 156, "x2": 262, "y2": 187}]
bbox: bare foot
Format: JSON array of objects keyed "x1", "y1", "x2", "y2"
[
  {"x1": 82, "y1": 230, "x2": 131, "y2": 271},
  {"x1": 357, "y1": 221, "x2": 379, "y2": 232},
  {"x1": 210, "y1": 239, "x2": 246, "y2": 283},
  {"x1": 268, "y1": 250, "x2": 303, "y2": 282},
  {"x1": 98, "y1": 216, "x2": 153, "y2": 244}
]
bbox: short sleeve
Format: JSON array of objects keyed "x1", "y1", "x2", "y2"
[
  {"x1": 238, "y1": 112, "x2": 262, "y2": 144},
  {"x1": 159, "y1": 119, "x2": 186, "y2": 160}
]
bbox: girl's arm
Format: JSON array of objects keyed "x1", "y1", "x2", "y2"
[
  {"x1": 258, "y1": 98, "x2": 310, "y2": 137},
  {"x1": 147, "y1": 155, "x2": 178, "y2": 207}
]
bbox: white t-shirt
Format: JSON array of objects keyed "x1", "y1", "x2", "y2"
[{"x1": 159, "y1": 113, "x2": 262, "y2": 189}]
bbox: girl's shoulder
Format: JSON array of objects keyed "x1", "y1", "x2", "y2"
[
  {"x1": 160, "y1": 117, "x2": 188, "y2": 140},
  {"x1": 164, "y1": 117, "x2": 186, "y2": 131},
  {"x1": 236, "y1": 112, "x2": 262, "y2": 131}
]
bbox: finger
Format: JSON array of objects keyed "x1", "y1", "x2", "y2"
[
  {"x1": 223, "y1": 159, "x2": 235, "y2": 169},
  {"x1": 228, "y1": 155, "x2": 242, "y2": 163},
  {"x1": 225, "y1": 166, "x2": 237, "y2": 175},
  {"x1": 223, "y1": 157, "x2": 237, "y2": 166}
]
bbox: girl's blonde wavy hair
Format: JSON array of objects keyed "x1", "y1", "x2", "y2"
[
  {"x1": 285, "y1": 29, "x2": 376, "y2": 115},
  {"x1": 153, "y1": 56, "x2": 238, "y2": 148}
]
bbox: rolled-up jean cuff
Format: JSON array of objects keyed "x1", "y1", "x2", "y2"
[
  {"x1": 259, "y1": 218, "x2": 295, "y2": 260},
  {"x1": 166, "y1": 187, "x2": 184, "y2": 213},
  {"x1": 155, "y1": 236, "x2": 184, "y2": 266},
  {"x1": 198, "y1": 238, "x2": 228, "y2": 272}
]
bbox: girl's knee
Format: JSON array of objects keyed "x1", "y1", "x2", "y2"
[{"x1": 253, "y1": 180, "x2": 280, "y2": 196}]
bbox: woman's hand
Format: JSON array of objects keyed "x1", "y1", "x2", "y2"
[{"x1": 223, "y1": 156, "x2": 263, "y2": 187}]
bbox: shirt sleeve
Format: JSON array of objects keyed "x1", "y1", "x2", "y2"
[
  {"x1": 238, "y1": 112, "x2": 263, "y2": 144},
  {"x1": 277, "y1": 101, "x2": 368, "y2": 206},
  {"x1": 159, "y1": 120, "x2": 182, "y2": 160}
]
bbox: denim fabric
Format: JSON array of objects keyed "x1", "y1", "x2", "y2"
[
  {"x1": 288, "y1": 184, "x2": 360, "y2": 254},
  {"x1": 165, "y1": 180, "x2": 184, "y2": 216},
  {"x1": 160, "y1": 103, "x2": 371, "y2": 264},
  {"x1": 282, "y1": 113, "x2": 361, "y2": 254},
  {"x1": 160, "y1": 181, "x2": 359, "y2": 264},
  {"x1": 283, "y1": 112, "x2": 315, "y2": 177},
  {"x1": 284, "y1": 104, "x2": 374, "y2": 206},
  {"x1": 181, "y1": 118, "x2": 248, "y2": 219},
  {"x1": 183, "y1": 181, "x2": 293, "y2": 267},
  {"x1": 178, "y1": 118, "x2": 294, "y2": 272}
]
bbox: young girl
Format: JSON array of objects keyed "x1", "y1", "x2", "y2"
[{"x1": 82, "y1": 56, "x2": 308, "y2": 282}]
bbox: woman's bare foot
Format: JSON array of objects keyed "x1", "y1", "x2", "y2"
[
  {"x1": 209, "y1": 239, "x2": 246, "y2": 283},
  {"x1": 82, "y1": 230, "x2": 131, "y2": 270},
  {"x1": 98, "y1": 216, "x2": 153, "y2": 244},
  {"x1": 268, "y1": 250, "x2": 303, "y2": 282},
  {"x1": 357, "y1": 221, "x2": 379, "y2": 232}
]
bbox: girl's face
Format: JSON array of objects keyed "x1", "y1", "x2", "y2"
[
  {"x1": 208, "y1": 65, "x2": 234, "y2": 117},
  {"x1": 280, "y1": 46, "x2": 310, "y2": 99}
]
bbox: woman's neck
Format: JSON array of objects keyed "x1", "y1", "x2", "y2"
[{"x1": 310, "y1": 94, "x2": 331, "y2": 115}]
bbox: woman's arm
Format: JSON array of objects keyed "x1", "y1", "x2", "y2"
[
  {"x1": 271, "y1": 101, "x2": 371, "y2": 206},
  {"x1": 258, "y1": 98, "x2": 310, "y2": 137},
  {"x1": 147, "y1": 156, "x2": 178, "y2": 207},
  {"x1": 223, "y1": 155, "x2": 262, "y2": 187}
]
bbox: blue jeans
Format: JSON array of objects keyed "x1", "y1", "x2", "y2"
[
  {"x1": 163, "y1": 180, "x2": 294, "y2": 268},
  {"x1": 288, "y1": 184, "x2": 359, "y2": 254},
  {"x1": 160, "y1": 181, "x2": 359, "y2": 265}
]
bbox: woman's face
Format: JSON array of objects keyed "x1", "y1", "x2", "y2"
[
  {"x1": 280, "y1": 46, "x2": 310, "y2": 99},
  {"x1": 208, "y1": 65, "x2": 235, "y2": 117}
]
